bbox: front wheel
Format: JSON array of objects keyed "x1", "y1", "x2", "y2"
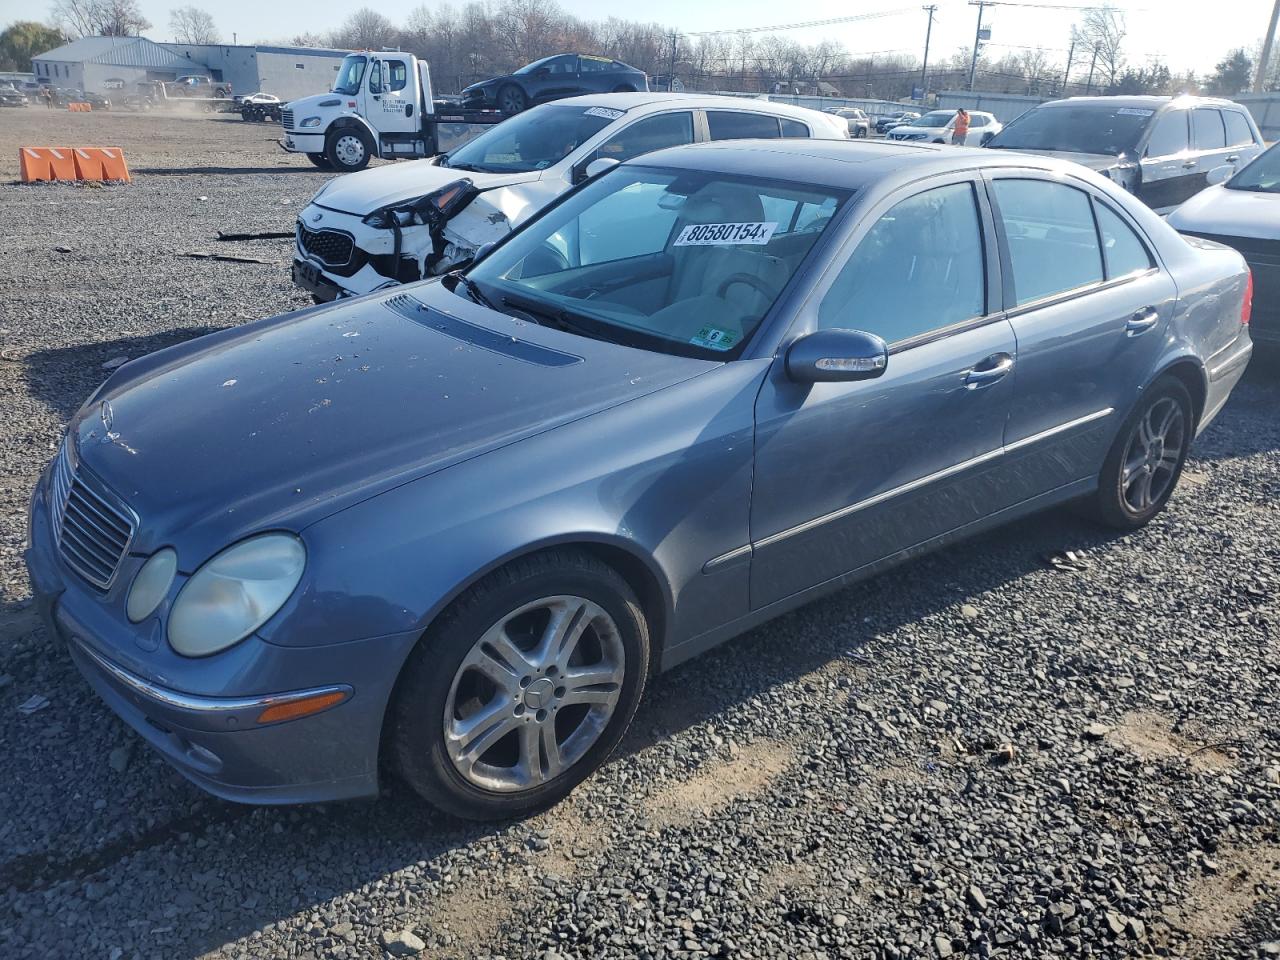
[
  {"x1": 325, "y1": 127, "x2": 373, "y2": 171},
  {"x1": 498, "y1": 83, "x2": 528, "y2": 115},
  {"x1": 306, "y1": 152, "x2": 332, "y2": 169},
  {"x1": 1089, "y1": 377, "x2": 1192, "y2": 530},
  {"x1": 391, "y1": 550, "x2": 650, "y2": 820}
]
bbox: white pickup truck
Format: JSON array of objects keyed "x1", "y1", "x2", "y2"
[{"x1": 281, "y1": 52, "x2": 505, "y2": 172}]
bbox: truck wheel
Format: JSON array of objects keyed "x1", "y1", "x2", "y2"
[
  {"x1": 307, "y1": 153, "x2": 333, "y2": 170},
  {"x1": 326, "y1": 127, "x2": 373, "y2": 172},
  {"x1": 498, "y1": 84, "x2": 527, "y2": 115}
]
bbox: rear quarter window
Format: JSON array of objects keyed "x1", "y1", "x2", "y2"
[{"x1": 780, "y1": 118, "x2": 810, "y2": 138}]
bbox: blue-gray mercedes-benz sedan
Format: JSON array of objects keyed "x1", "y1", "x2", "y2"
[{"x1": 27, "y1": 140, "x2": 1254, "y2": 819}]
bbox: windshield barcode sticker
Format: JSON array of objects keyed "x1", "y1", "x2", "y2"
[
  {"x1": 584, "y1": 106, "x2": 625, "y2": 120},
  {"x1": 674, "y1": 222, "x2": 778, "y2": 246},
  {"x1": 1116, "y1": 107, "x2": 1155, "y2": 116}
]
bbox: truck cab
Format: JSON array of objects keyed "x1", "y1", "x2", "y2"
[{"x1": 282, "y1": 53, "x2": 496, "y2": 172}]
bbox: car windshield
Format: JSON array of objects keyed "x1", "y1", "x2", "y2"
[
  {"x1": 986, "y1": 104, "x2": 1151, "y2": 156},
  {"x1": 443, "y1": 104, "x2": 616, "y2": 173},
  {"x1": 332, "y1": 55, "x2": 367, "y2": 96},
  {"x1": 913, "y1": 111, "x2": 955, "y2": 128},
  {"x1": 464, "y1": 166, "x2": 850, "y2": 360},
  {"x1": 1227, "y1": 143, "x2": 1280, "y2": 193}
]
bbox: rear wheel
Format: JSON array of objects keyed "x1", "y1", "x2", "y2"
[
  {"x1": 1089, "y1": 377, "x2": 1192, "y2": 529},
  {"x1": 325, "y1": 126, "x2": 373, "y2": 171},
  {"x1": 498, "y1": 83, "x2": 528, "y2": 115},
  {"x1": 391, "y1": 550, "x2": 650, "y2": 820}
]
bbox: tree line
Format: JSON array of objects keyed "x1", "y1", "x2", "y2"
[{"x1": 2, "y1": 0, "x2": 1277, "y2": 101}]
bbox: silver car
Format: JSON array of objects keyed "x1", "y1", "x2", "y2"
[{"x1": 27, "y1": 140, "x2": 1252, "y2": 819}]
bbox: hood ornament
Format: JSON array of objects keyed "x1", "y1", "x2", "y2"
[{"x1": 99, "y1": 400, "x2": 119, "y2": 443}]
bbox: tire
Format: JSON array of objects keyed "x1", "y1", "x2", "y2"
[
  {"x1": 612, "y1": 84, "x2": 635, "y2": 93},
  {"x1": 325, "y1": 126, "x2": 373, "y2": 171},
  {"x1": 241, "y1": 107, "x2": 253, "y2": 122},
  {"x1": 497, "y1": 83, "x2": 528, "y2": 115},
  {"x1": 306, "y1": 152, "x2": 332, "y2": 169},
  {"x1": 1088, "y1": 377, "x2": 1192, "y2": 530},
  {"x1": 391, "y1": 549, "x2": 651, "y2": 820}
]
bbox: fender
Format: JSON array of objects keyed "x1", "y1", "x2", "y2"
[{"x1": 328, "y1": 114, "x2": 380, "y2": 155}]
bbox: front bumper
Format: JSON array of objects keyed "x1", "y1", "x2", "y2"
[
  {"x1": 24, "y1": 464, "x2": 419, "y2": 805},
  {"x1": 282, "y1": 131, "x2": 325, "y2": 153}
]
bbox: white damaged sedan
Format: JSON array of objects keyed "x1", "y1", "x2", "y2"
[{"x1": 291, "y1": 93, "x2": 847, "y2": 301}]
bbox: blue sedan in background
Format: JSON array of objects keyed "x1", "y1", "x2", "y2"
[{"x1": 26, "y1": 140, "x2": 1253, "y2": 820}]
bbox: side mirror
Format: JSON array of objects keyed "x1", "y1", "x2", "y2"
[
  {"x1": 786, "y1": 329, "x2": 888, "y2": 383},
  {"x1": 1205, "y1": 164, "x2": 1233, "y2": 186},
  {"x1": 573, "y1": 156, "x2": 619, "y2": 184}
]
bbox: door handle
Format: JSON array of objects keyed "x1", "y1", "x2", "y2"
[
  {"x1": 1181, "y1": 159, "x2": 1197, "y2": 169},
  {"x1": 1126, "y1": 306, "x2": 1160, "y2": 337},
  {"x1": 1225, "y1": 154, "x2": 1240, "y2": 163},
  {"x1": 963, "y1": 354, "x2": 1014, "y2": 389}
]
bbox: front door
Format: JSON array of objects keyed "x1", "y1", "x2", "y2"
[
  {"x1": 366, "y1": 56, "x2": 417, "y2": 136},
  {"x1": 751, "y1": 177, "x2": 1017, "y2": 608},
  {"x1": 529, "y1": 55, "x2": 580, "y2": 102},
  {"x1": 987, "y1": 173, "x2": 1177, "y2": 493}
]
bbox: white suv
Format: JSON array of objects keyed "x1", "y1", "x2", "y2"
[
  {"x1": 292, "y1": 93, "x2": 848, "y2": 301},
  {"x1": 887, "y1": 109, "x2": 1002, "y2": 146}
]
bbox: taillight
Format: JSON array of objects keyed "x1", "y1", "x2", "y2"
[{"x1": 1242, "y1": 270, "x2": 1253, "y2": 326}]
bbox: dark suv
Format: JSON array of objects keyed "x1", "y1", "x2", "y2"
[
  {"x1": 984, "y1": 96, "x2": 1264, "y2": 213},
  {"x1": 460, "y1": 54, "x2": 649, "y2": 114}
]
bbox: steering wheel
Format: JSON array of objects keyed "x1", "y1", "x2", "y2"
[{"x1": 716, "y1": 272, "x2": 780, "y2": 302}]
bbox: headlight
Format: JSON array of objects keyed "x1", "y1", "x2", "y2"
[
  {"x1": 168, "y1": 533, "x2": 306, "y2": 657},
  {"x1": 300, "y1": 116, "x2": 321, "y2": 128},
  {"x1": 127, "y1": 548, "x2": 177, "y2": 623},
  {"x1": 361, "y1": 179, "x2": 475, "y2": 229}
]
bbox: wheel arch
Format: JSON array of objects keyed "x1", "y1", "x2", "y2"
[
  {"x1": 327, "y1": 115, "x2": 378, "y2": 152},
  {"x1": 1148, "y1": 355, "x2": 1207, "y2": 431}
]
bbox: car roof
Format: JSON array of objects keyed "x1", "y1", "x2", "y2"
[
  {"x1": 629, "y1": 137, "x2": 1078, "y2": 191},
  {"x1": 550, "y1": 91, "x2": 839, "y2": 123},
  {"x1": 1039, "y1": 94, "x2": 1247, "y2": 111}
]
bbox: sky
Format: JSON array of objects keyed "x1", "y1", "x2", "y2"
[{"x1": 24, "y1": 0, "x2": 1280, "y2": 77}]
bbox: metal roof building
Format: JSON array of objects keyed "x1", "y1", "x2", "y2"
[{"x1": 32, "y1": 37, "x2": 201, "y2": 91}]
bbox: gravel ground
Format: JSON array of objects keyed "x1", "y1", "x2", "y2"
[{"x1": 1, "y1": 111, "x2": 1278, "y2": 960}]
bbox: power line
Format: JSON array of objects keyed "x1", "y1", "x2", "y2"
[{"x1": 684, "y1": 8, "x2": 914, "y2": 37}]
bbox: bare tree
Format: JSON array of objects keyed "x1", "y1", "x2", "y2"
[
  {"x1": 52, "y1": 0, "x2": 151, "y2": 37},
  {"x1": 170, "y1": 6, "x2": 221, "y2": 45},
  {"x1": 1077, "y1": 5, "x2": 1126, "y2": 89},
  {"x1": 330, "y1": 8, "x2": 399, "y2": 51},
  {"x1": 50, "y1": 0, "x2": 102, "y2": 38}
]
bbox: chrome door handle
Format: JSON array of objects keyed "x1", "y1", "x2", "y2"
[
  {"x1": 1182, "y1": 159, "x2": 1198, "y2": 169},
  {"x1": 963, "y1": 354, "x2": 1014, "y2": 389},
  {"x1": 1126, "y1": 306, "x2": 1160, "y2": 337},
  {"x1": 1226, "y1": 154, "x2": 1240, "y2": 163}
]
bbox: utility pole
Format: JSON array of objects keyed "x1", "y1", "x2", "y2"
[
  {"x1": 667, "y1": 31, "x2": 678, "y2": 91},
  {"x1": 1062, "y1": 36, "x2": 1075, "y2": 96},
  {"x1": 1256, "y1": 0, "x2": 1280, "y2": 92},
  {"x1": 921, "y1": 5, "x2": 937, "y2": 97},
  {"x1": 1085, "y1": 49, "x2": 1097, "y2": 95},
  {"x1": 968, "y1": 1, "x2": 989, "y2": 91}
]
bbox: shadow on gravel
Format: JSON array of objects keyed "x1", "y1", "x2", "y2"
[
  {"x1": 22, "y1": 327, "x2": 221, "y2": 418},
  {"x1": 1193, "y1": 350, "x2": 1280, "y2": 462},
  {"x1": 130, "y1": 166, "x2": 328, "y2": 176}
]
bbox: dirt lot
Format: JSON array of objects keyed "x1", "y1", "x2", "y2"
[{"x1": 0, "y1": 110, "x2": 1278, "y2": 960}]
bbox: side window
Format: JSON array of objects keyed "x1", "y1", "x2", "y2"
[
  {"x1": 579, "y1": 56, "x2": 613, "y2": 73},
  {"x1": 707, "y1": 111, "x2": 782, "y2": 140},
  {"x1": 992, "y1": 179, "x2": 1103, "y2": 305},
  {"x1": 1223, "y1": 111, "x2": 1256, "y2": 147},
  {"x1": 780, "y1": 118, "x2": 811, "y2": 138},
  {"x1": 546, "y1": 55, "x2": 577, "y2": 75},
  {"x1": 817, "y1": 182, "x2": 986, "y2": 342},
  {"x1": 1191, "y1": 109, "x2": 1226, "y2": 150},
  {"x1": 593, "y1": 112, "x2": 694, "y2": 164},
  {"x1": 1144, "y1": 112, "x2": 1188, "y2": 157},
  {"x1": 1094, "y1": 203, "x2": 1154, "y2": 279},
  {"x1": 368, "y1": 60, "x2": 382, "y2": 94},
  {"x1": 386, "y1": 61, "x2": 408, "y2": 93},
  {"x1": 971, "y1": 115, "x2": 988, "y2": 128}
]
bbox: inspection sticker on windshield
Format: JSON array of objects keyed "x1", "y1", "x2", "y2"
[
  {"x1": 690, "y1": 326, "x2": 740, "y2": 351},
  {"x1": 674, "y1": 221, "x2": 778, "y2": 246},
  {"x1": 584, "y1": 106, "x2": 625, "y2": 120},
  {"x1": 1116, "y1": 107, "x2": 1155, "y2": 116}
]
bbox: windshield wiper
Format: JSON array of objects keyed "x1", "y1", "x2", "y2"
[
  {"x1": 447, "y1": 272, "x2": 498, "y2": 310},
  {"x1": 501, "y1": 294, "x2": 622, "y2": 344}
]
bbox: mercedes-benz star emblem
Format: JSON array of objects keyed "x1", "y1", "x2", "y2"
[{"x1": 99, "y1": 400, "x2": 119, "y2": 442}]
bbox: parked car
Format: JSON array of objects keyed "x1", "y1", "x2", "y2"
[
  {"x1": 983, "y1": 96, "x2": 1264, "y2": 214},
  {"x1": 886, "y1": 109, "x2": 1000, "y2": 145},
  {"x1": 237, "y1": 92, "x2": 281, "y2": 122},
  {"x1": 171, "y1": 74, "x2": 231, "y2": 98},
  {"x1": 1169, "y1": 142, "x2": 1278, "y2": 345},
  {"x1": 29, "y1": 139, "x2": 1252, "y2": 818},
  {"x1": 79, "y1": 90, "x2": 111, "y2": 110},
  {"x1": 460, "y1": 54, "x2": 649, "y2": 114},
  {"x1": 0, "y1": 84, "x2": 27, "y2": 107},
  {"x1": 833, "y1": 107, "x2": 870, "y2": 138},
  {"x1": 876, "y1": 110, "x2": 919, "y2": 134},
  {"x1": 292, "y1": 93, "x2": 848, "y2": 301}
]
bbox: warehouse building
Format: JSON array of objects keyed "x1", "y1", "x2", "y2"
[{"x1": 32, "y1": 36, "x2": 350, "y2": 100}]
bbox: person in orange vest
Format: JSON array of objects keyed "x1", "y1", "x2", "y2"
[{"x1": 951, "y1": 108, "x2": 970, "y2": 145}]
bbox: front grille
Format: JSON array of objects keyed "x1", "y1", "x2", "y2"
[
  {"x1": 49, "y1": 444, "x2": 136, "y2": 591},
  {"x1": 281, "y1": 108, "x2": 294, "y2": 130},
  {"x1": 297, "y1": 223, "x2": 354, "y2": 267}
]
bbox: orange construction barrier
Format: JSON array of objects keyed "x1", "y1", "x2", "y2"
[
  {"x1": 72, "y1": 147, "x2": 130, "y2": 182},
  {"x1": 67, "y1": 102, "x2": 91, "y2": 112},
  {"x1": 18, "y1": 147, "x2": 76, "y2": 182}
]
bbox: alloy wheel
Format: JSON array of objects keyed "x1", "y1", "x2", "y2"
[
  {"x1": 1120, "y1": 396, "x2": 1186, "y2": 513},
  {"x1": 442, "y1": 595, "x2": 625, "y2": 793}
]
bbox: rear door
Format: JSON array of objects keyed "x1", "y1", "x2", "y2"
[
  {"x1": 987, "y1": 173, "x2": 1176, "y2": 496},
  {"x1": 1187, "y1": 107, "x2": 1232, "y2": 199},
  {"x1": 1221, "y1": 109, "x2": 1263, "y2": 177},
  {"x1": 1138, "y1": 109, "x2": 1194, "y2": 212}
]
